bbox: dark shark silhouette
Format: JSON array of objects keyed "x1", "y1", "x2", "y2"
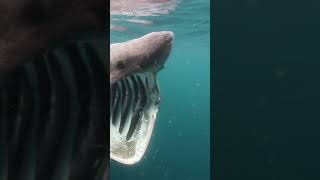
[{"x1": 0, "y1": 0, "x2": 108, "y2": 180}]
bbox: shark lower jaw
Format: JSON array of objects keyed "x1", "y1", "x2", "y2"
[{"x1": 110, "y1": 72, "x2": 160, "y2": 165}]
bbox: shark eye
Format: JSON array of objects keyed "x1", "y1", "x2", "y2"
[{"x1": 116, "y1": 60, "x2": 126, "y2": 69}]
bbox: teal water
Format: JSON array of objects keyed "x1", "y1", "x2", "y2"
[{"x1": 110, "y1": 0, "x2": 210, "y2": 179}]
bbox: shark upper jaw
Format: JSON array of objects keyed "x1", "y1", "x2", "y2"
[{"x1": 110, "y1": 31, "x2": 174, "y2": 165}]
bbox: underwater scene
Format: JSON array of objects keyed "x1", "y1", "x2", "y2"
[{"x1": 110, "y1": 0, "x2": 210, "y2": 179}]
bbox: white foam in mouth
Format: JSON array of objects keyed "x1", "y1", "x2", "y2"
[{"x1": 110, "y1": 73, "x2": 160, "y2": 165}]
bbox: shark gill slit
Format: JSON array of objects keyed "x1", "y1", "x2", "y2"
[
  {"x1": 110, "y1": 73, "x2": 153, "y2": 141},
  {"x1": 1, "y1": 40, "x2": 107, "y2": 180}
]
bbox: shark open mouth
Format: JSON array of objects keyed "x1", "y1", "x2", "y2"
[
  {"x1": 110, "y1": 31, "x2": 174, "y2": 165},
  {"x1": 110, "y1": 72, "x2": 160, "y2": 165}
]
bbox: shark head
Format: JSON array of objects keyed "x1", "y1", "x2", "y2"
[{"x1": 110, "y1": 31, "x2": 174, "y2": 165}]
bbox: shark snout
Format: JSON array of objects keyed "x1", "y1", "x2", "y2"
[
  {"x1": 153, "y1": 31, "x2": 174, "y2": 45},
  {"x1": 139, "y1": 31, "x2": 174, "y2": 71},
  {"x1": 157, "y1": 31, "x2": 174, "y2": 61},
  {"x1": 110, "y1": 31, "x2": 174, "y2": 85}
]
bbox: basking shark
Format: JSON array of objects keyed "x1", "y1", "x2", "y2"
[
  {"x1": 0, "y1": 1, "x2": 175, "y2": 179},
  {"x1": 110, "y1": 31, "x2": 174, "y2": 165}
]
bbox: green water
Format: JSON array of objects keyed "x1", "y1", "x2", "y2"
[
  {"x1": 213, "y1": 1, "x2": 320, "y2": 179},
  {"x1": 110, "y1": 0, "x2": 210, "y2": 179}
]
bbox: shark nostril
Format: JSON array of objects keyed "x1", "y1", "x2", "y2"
[{"x1": 116, "y1": 60, "x2": 126, "y2": 70}]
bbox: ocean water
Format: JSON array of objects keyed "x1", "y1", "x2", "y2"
[
  {"x1": 213, "y1": 1, "x2": 320, "y2": 179},
  {"x1": 110, "y1": 0, "x2": 210, "y2": 179}
]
